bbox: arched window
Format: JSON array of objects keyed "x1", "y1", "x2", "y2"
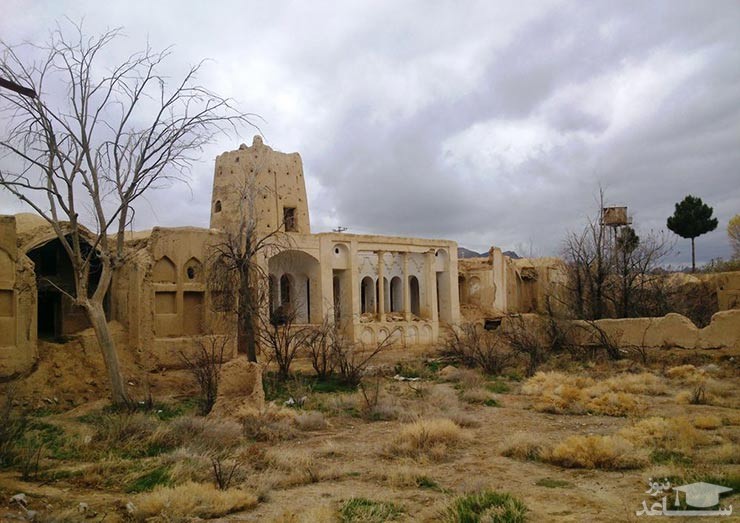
[
  {"x1": 390, "y1": 276, "x2": 402, "y2": 312},
  {"x1": 409, "y1": 275, "x2": 420, "y2": 316},
  {"x1": 214, "y1": 200, "x2": 222, "y2": 213},
  {"x1": 361, "y1": 276, "x2": 375, "y2": 314},
  {"x1": 280, "y1": 274, "x2": 292, "y2": 306}
]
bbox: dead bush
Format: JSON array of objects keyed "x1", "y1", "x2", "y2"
[
  {"x1": 179, "y1": 336, "x2": 229, "y2": 415},
  {"x1": 132, "y1": 481, "x2": 257, "y2": 521},
  {"x1": 333, "y1": 329, "x2": 399, "y2": 386},
  {"x1": 444, "y1": 323, "x2": 516, "y2": 375},
  {"x1": 546, "y1": 435, "x2": 646, "y2": 469},
  {"x1": 388, "y1": 418, "x2": 466, "y2": 460}
]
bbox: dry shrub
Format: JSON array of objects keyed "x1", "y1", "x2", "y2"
[
  {"x1": 438, "y1": 366, "x2": 485, "y2": 389},
  {"x1": 459, "y1": 387, "x2": 495, "y2": 405},
  {"x1": 132, "y1": 481, "x2": 257, "y2": 521},
  {"x1": 546, "y1": 435, "x2": 646, "y2": 469},
  {"x1": 262, "y1": 448, "x2": 339, "y2": 487},
  {"x1": 523, "y1": 371, "x2": 641, "y2": 416},
  {"x1": 618, "y1": 417, "x2": 708, "y2": 451},
  {"x1": 585, "y1": 392, "x2": 639, "y2": 417},
  {"x1": 444, "y1": 410, "x2": 481, "y2": 428},
  {"x1": 665, "y1": 365, "x2": 706, "y2": 383},
  {"x1": 389, "y1": 418, "x2": 465, "y2": 460},
  {"x1": 242, "y1": 407, "x2": 297, "y2": 442},
  {"x1": 166, "y1": 416, "x2": 243, "y2": 450},
  {"x1": 501, "y1": 433, "x2": 544, "y2": 461},
  {"x1": 93, "y1": 412, "x2": 157, "y2": 448},
  {"x1": 675, "y1": 380, "x2": 730, "y2": 407},
  {"x1": 294, "y1": 411, "x2": 328, "y2": 431},
  {"x1": 162, "y1": 447, "x2": 212, "y2": 484},
  {"x1": 693, "y1": 415, "x2": 722, "y2": 430},
  {"x1": 599, "y1": 373, "x2": 667, "y2": 395}
]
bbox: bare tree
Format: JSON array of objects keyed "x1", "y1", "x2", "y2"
[
  {"x1": 208, "y1": 171, "x2": 291, "y2": 362},
  {"x1": 179, "y1": 335, "x2": 230, "y2": 415},
  {"x1": 561, "y1": 189, "x2": 672, "y2": 320},
  {"x1": 0, "y1": 23, "x2": 254, "y2": 405}
]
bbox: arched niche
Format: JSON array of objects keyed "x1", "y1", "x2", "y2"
[
  {"x1": 153, "y1": 256, "x2": 177, "y2": 283},
  {"x1": 184, "y1": 257, "x2": 203, "y2": 282}
]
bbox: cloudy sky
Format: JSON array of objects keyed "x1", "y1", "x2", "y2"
[{"x1": 2, "y1": 0, "x2": 739, "y2": 265}]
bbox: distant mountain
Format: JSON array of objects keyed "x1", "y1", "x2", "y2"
[
  {"x1": 458, "y1": 247, "x2": 484, "y2": 259},
  {"x1": 458, "y1": 247, "x2": 522, "y2": 259}
]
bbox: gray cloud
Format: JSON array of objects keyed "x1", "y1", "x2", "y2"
[{"x1": 1, "y1": 0, "x2": 738, "y2": 266}]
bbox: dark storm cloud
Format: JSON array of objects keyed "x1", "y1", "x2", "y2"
[{"x1": 1, "y1": 0, "x2": 738, "y2": 265}]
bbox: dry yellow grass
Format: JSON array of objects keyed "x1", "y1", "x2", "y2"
[
  {"x1": 501, "y1": 433, "x2": 545, "y2": 461},
  {"x1": 388, "y1": 418, "x2": 465, "y2": 460},
  {"x1": 523, "y1": 372, "x2": 641, "y2": 416},
  {"x1": 133, "y1": 481, "x2": 257, "y2": 521},
  {"x1": 546, "y1": 435, "x2": 646, "y2": 470},
  {"x1": 665, "y1": 364, "x2": 706, "y2": 383},
  {"x1": 693, "y1": 414, "x2": 723, "y2": 430},
  {"x1": 271, "y1": 505, "x2": 337, "y2": 522},
  {"x1": 618, "y1": 416, "x2": 708, "y2": 452},
  {"x1": 600, "y1": 373, "x2": 668, "y2": 395}
]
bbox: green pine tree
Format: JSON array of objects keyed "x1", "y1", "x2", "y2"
[{"x1": 666, "y1": 195, "x2": 718, "y2": 272}]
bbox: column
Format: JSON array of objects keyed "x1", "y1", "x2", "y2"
[
  {"x1": 402, "y1": 251, "x2": 411, "y2": 321},
  {"x1": 376, "y1": 250, "x2": 385, "y2": 322},
  {"x1": 424, "y1": 249, "x2": 438, "y2": 322}
]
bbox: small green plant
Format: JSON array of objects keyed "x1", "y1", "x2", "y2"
[
  {"x1": 650, "y1": 449, "x2": 693, "y2": 466},
  {"x1": 125, "y1": 466, "x2": 172, "y2": 493},
  {"x1": 416, "y1": 475, "x2": 442, "y2": 491},
  {"x1": 483, "y1": 398, "x2": 500, "y2": 407},
  {"x1": 340, "y1": 497, "x2": 404, "y2": 522},
  {"x1": 441, "y1": 490, "x2": 528, "y2": 522},
  {"x1": 486, "y1": 381, "x2": 510, "y2": 394}
]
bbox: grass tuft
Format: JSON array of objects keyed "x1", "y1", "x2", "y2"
[
  {"x1": 339, "y1": 497, "x2": 403, "y2": 522},
  {"x1": 440, "y1": 490, "x2": 527, "y2": 522}
]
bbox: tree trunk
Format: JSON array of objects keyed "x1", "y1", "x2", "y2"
[
  {"x1": 83, "y1": 299, "x2": 129, "y2": 406},
  {"x1": 691, "y1": 237, "x2": 696, "y2": 273},
  {"x1": 237, "y1": 264, "x2": 258, "y2": 362}
]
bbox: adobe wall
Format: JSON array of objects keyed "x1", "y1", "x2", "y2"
[
  {"x1": 120, "y1": 226, "x2": 237, "y2": 370},
  {"x1": 210, "y1": 135, "x2": 310, "y2": 237},
  {"x1": 511, "y1": 310, "x2": 740, "y2": 352},
  {"x1": 0, "y1": 216, "x2": 37, "y2": 378}
]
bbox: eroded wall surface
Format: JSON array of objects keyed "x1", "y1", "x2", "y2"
[{"x1": 0, "y1": 216, "x2": 37, "y2": 378}]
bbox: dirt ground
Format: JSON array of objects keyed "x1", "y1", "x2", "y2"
[{"x1": 1, "y1": 343, "x2": 738, "y2": 522}]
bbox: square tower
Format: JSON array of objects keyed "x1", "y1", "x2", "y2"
[{"x1": 210, "y1": 136, "x2": 310, "y2": 237}]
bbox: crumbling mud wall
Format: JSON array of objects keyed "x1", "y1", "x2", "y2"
[
  {"x1": 510, "y1": 310, "x2": 740, "y2": 352},
  {"x1": 119, "y1": 226, "x2": 238, "y2": 371},
  {"x1": 0, "y1": 216, "x2": 37, "y2": 379}
]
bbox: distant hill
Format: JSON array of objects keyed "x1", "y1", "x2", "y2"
[
  {"x1": 458, "y1": 247, "x2": 484, "y2": 259},
  {"x1": 458, "y1": 247, "x2": 521, "y2": 259}
]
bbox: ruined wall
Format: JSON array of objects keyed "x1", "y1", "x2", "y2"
[
  {"x1": 459, "y1": 249, "x2": 566, "y2": 317},
  {"x1": 0, "y1": 216, "x2": 37, "y2": 378},
  {"x1": 127, "y1": 227, "x2": 237, "y2": 370},
  {"x1": 210, "y1": 135, "x2": 310, "y2": 237}
]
